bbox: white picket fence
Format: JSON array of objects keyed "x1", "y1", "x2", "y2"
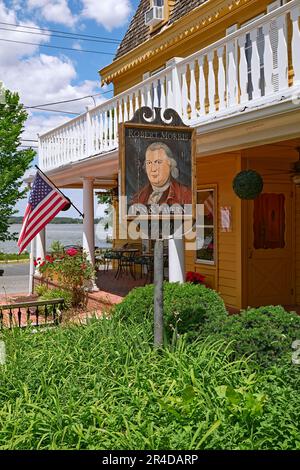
[{"x1": 39, "y1": 0, "x2": 300, "y2": 171}]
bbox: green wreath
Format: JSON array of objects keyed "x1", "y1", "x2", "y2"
[{"x1": 233, "y1": 170, "x2": 264, "y2": 200}]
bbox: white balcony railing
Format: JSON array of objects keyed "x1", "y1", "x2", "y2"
[{"x1": 39, "y1": 0, "x2": 300, "y2": 171}]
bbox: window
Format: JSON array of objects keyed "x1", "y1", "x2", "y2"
[{"x1": 196, "y1": 189, "x2": 215, "y2": 264}]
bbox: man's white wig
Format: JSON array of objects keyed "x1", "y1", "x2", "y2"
[{"x1": 145, "y1": 142, "x2": 179, "y2": 179}]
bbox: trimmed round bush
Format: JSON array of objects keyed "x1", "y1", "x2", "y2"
[
  {"x1": 114, "y1": 282, "x2": 227, "y2": 340},
  {"x1": 202, "y1": 305, "x2": 300, "y2": 367},
  {"x1": 232, "y1": 169, "x2": 264, "y2": 199}
]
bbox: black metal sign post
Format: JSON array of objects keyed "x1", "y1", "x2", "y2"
[
  {"x1": 154, "y1": 238, "x2": 164, "y2": 348},
  {"x1": 120, "y1": 107, "x2": 195, "y2": 350}
]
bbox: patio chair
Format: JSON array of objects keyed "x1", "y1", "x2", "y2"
[
  {"x1": 134, "y1": 254, "x2": 152, "y2": 279},
  {"x1": 134, "y1": 245, "x2": 168, "y2": 282},
  {"x1": 95, "y1": 248, "x2": 110, "y2": 272},
  {"x1": 102, "y1": 243, "x2": 128, "y2": 272},
  {"x1": 117, "y1": 244, "x2": 141, "y2": 279}
]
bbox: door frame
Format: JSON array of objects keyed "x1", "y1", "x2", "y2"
[{"x1": 243, "y1": 183, "x2": 296, "y2": 308}]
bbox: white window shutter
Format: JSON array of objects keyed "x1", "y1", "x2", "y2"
[
  {"x1": 267, "y1": 1, "x2": 285, "y2": 14},
  {"x1": 267, "y1": 1, "x2": 288, "y2": 92}
]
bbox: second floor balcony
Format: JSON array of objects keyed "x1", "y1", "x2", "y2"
[{"x1": 39, "y1": 0, "x2": 300, "y2": 172}]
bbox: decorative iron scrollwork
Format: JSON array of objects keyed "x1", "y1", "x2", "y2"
[{"x1": 129, "y1": 106, "x2": 187, "y2": 127}]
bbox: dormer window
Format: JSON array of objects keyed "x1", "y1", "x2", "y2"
[{"x1": 145, "y1": 0, "x2": 165, "y2": 27}]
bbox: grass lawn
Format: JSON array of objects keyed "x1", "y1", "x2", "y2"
[
  {"x1": 0, "y1": 252, "x2": 29, "y2": 263},
  {"x1": 0, "y1": 316, "x2": 300, "y2": 450}
]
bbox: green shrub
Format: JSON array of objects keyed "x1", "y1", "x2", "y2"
[
  {"x1": 0, "y1": 318, "x2": 300, "y2": 450},
  {"x1": 35, "y1": 284, "x2": 48, "y2": 297},
  {"x1": 114, "y1": 282, "x2": 227, "y2": 340},
  {"x1": 50, "y1": 240, "x2": 64, "y2": 256},
  {"x1": 202, "y1": 305, "x2": 300, "y2": 367},
  {"x1": 39, "y1": 288, "x2": 72, "y2": 309}
]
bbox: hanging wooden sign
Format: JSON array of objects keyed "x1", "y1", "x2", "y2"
[
  {"x1": 119, "y1": 106, "x2": 196, "y2": 234},
  {"x1": 119, "y1": 107, "x2": 196, "y2": 348}
]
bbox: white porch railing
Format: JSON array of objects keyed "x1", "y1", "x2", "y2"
[{"x1": 39, "y1": 0, "x2": 300, "y2": 171}]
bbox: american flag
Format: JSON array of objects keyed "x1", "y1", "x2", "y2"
[{"x1": 18, "y1": 171, "x2": 69, "y2": 254}]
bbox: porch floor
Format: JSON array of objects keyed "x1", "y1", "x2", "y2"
[{"x1": 95, "y1": 269, "x2": 151, "y2": 297}]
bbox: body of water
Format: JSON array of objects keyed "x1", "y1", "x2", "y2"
[{"x1": 0, "y1": 224, "x2": 112, "y2": 254}]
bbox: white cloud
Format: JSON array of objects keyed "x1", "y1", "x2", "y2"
[
  {"x1": 3, "y1": 53, "x2": 82, "y2": 105},
  {"x1": 27, "y1": 0, "x2": 77, "y2": 27},
  {"x1": 0, "y1": 1, "x2": 49, "y2": 66},
  {"x1": 1, "y1": 53, "x2": 104, "y2": 141},
  {"x1": 0, "y1": 1, "x2": 111, "y2": 147},
  {"x1": 24, "y1": 113, "x2": 71, "y2": 141},
  {"x1": 72, "y1": 42, "x2": 82, "y2": 50},
  {"x1": 81, "y1": 0, "x2": 132, "y2": 31}
]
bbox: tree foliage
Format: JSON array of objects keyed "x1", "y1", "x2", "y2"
[
  {"x1": 0, "y1": 88, "x2": 35, "y2": 241},
  {"x1": 97, "y1": 191, "x2": 114, "y2": 231}
]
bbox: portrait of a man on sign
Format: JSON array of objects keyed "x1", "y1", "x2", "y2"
[
  {"x1": 123, "y1": 125, "x2": 193, "y2": 216},
  {"x1": 130, "y1": 142, "x2": 192, "y2": 206}
]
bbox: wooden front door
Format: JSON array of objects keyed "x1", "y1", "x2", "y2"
[{"x1": 247, "y1": 183, "x2": 295, "y2": 307}]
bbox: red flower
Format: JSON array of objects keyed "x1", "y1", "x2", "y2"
[
  {"x1": 66, "y1": 248, "x2": 78, "y2": 257},
  {"x1": 186, "y1": 271, "x2": 206, "y2": 285},
  {"x1": 40, "y1": 261, "x2": 45, "y2": 267},
  {"x1": 34, "y1": 260, "x2": 38, "y2": 267},
  {"x1": 45, "y1": 255, "x2": 53, "y2": 263}
]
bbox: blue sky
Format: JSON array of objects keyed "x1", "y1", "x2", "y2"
[{"x1": 0, "y1": 0, "x2": 140, "y2": 217}]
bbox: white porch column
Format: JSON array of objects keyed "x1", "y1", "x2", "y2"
[
  {"x1": 82, "y1": 177, "x2": 98, "y2": 291},
  {"x1": 36, "y1": 228, "x2": 46, "y2": 259},
  {"x1": 35, "y1": 228, "x2": 46, "y2": 276},
  {"x1": 168, "y1": 238, "x2": 185, "y2": 283}
]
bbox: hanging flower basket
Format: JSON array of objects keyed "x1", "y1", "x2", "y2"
[{"x1": 232, "y1": 170, "x2": 264, "y2": 200}]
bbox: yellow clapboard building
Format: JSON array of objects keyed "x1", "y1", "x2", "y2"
[{"x1": 37, "y1": 0, "x2": 300, "y2": 310}]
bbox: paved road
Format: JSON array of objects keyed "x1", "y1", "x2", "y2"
[{"x1": 0, "y1": 263, "x2": 29, "y2": 295}]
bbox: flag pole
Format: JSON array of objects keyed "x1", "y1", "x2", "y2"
[
  {"x1": 34, "y1": 165, "x2": 84, "y2": 218},
  {"x1": 28, "y1": 237, "x2": 35, "y2": 296}
]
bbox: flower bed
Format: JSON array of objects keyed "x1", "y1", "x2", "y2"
[
  {"x1": 186, "y1": 271, "x2": 206, "y2": 285},
  {"x1": 35, "y1": 248, "x2": 95, "y2": 307}
]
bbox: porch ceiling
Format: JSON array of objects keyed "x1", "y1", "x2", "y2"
[
  {"x1": 40, "y1": 102, "x2": 300, "y2": 189},
  {"x1": 196, "y1": 101, "x2": 300, "y2": 157},
  {"x1": 43, "y1": 150, "x2": 118, "y2": 189}
]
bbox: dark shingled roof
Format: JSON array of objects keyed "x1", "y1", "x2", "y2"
[{"x1": 115, "y1": 0, "x2": 208, "y2": 60}]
